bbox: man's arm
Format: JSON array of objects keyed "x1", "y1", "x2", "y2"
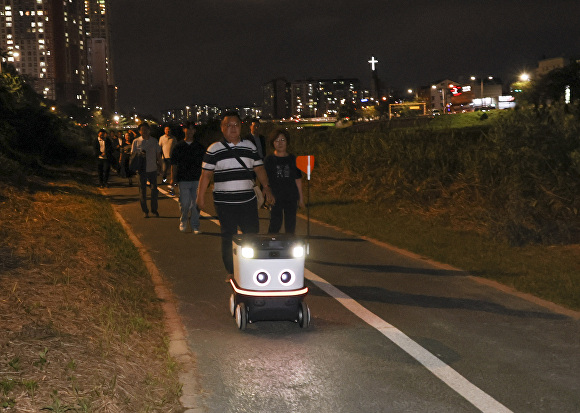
[
  {"x1": 296, "y1": 177, "x2": 305, "y2": 208},
  {"x1": 254, "y1": 165, "x2": 275, "y2": 205},
  {"x1": 170, "y1": 164, "x2": 177, "y2": 186},
  {"x1": 156, "y1": 149, "x2": 162, "y2": 174},
  {"x1": 196, "y1": 169, "x2": 213, "y2": 211}
]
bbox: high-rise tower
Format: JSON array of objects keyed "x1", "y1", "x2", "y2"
[
  {"x1": 0, "y1": 0, "x2": 115, "y2": 110},
  {"x1": 84, "y1": 0, "x2": 115, "y2": 111}
]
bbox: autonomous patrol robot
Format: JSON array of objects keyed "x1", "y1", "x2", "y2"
[{"x1": 228, "y1": 234, "x2": 311, "y2": 330}]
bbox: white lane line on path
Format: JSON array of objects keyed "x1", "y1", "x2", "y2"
[
  {"x1": 160, "y1": 186, "x2": 512, "y2": 412},
  {"x1": 305, "y1": 269, "x2": 512, "y2": 413}
]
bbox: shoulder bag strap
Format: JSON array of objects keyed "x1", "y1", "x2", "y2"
[{"x1": 221, "y1": 139, "x2": 255, "y2": 178}]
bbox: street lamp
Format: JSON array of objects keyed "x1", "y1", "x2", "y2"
[
  {"x1": 520, "y1": 73, "x2": 530, "y2": 82},
  {"x1": 471, "y1": 75, "x2": 493, "y2": 109},
  {"x1": 432, "y1": 84, "x2": 445, "y2": 113}
]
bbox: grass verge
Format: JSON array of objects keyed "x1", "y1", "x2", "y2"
[
  {"x1": 307, "y1": 194, "x2": 580, "y2": 311},
  {"x1": 0, "y1": 168, "x2": 182, "y2": 412}
]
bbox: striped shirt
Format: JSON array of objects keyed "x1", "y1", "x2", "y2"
[{"x1": 202, "y1": 139, "x2": 263, "y2": 204}]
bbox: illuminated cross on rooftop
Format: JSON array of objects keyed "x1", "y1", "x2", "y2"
[{"x1": 368, "y1": 56, "x2": 378, "y2": 71}]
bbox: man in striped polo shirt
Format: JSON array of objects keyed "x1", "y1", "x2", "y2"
[{"x1": 197, "y1": 112, "x2": 275, "y2": 277}]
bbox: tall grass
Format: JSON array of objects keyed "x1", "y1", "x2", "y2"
[
  {"x1": 287, "y1": 105, "x2": 580, "y2": 246},
  {"x1": 0, "y1": 172, "x2": 182, "y2": 411}
]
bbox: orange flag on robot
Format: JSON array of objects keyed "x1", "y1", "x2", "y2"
[{"x1": 296, "y1": 156, "x2": 315, "y2": 180}]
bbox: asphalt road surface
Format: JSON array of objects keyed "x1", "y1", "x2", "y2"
[{"x1": 105, "y1": 174, "x2": 579, "y2": 413}]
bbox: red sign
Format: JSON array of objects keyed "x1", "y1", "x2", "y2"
[
  {"x1": 296, "y1": 156, "x2": 315, "y2": 177},
  {"x1": 449, "y1": 84, "x2": 462, "y2": 96}
]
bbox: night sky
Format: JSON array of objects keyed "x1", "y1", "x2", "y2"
[{"x1": 110, "y1": 0, "x2": 580, "y2": 116}]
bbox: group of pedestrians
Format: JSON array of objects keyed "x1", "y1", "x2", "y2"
[
  {"x1": 94, "y1": 112, "x2": 305, "y2": 278},
  {"x1": 93, "y1": 128, "x2": 138, "y2": 187}
]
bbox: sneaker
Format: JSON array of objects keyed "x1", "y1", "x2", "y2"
[
  {"x1": 152, "y1": 211, "x2": 159, "y2": 218},
  {"x1": 179, "y1": 223, "x2": 187, "y2": 232},
  {"x1": 144, "y1": 213, "x2": 150, "y2": 218},
  {"x1": 193, "y1": 229, "x2": 202, "y2": 235}
]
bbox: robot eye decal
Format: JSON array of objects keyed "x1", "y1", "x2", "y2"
[
  {"x1": 279, "y1": 270, "x2": 296, "y2": 286},
  {"x1": 253, "y1": 271, "x2": 271, "y2": 286}
]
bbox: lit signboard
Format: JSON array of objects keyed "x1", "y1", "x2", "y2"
[{"x1": 449, "y1": 84, "x2": 462, "y2": 96}]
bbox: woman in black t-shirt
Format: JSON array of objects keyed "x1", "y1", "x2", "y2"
[{"x1": 264, "y1": 129, "x2": 305, "y2": 234}]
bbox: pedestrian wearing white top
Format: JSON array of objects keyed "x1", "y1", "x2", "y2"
[{"x1": 158, "y1": 126, "x2": 176, "y2": 183}]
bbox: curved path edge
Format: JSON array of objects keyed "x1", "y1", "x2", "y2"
[{"x1": 112, "y1": 207, "x2": 204, "y2": 413}]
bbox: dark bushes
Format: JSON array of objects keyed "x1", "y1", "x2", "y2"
[
  {"x1": 1, "y1": 70, "x2": 90, "y2": 169},
  {"x1": 290, "y1": 105, "x2": 580, "y2": 245}
]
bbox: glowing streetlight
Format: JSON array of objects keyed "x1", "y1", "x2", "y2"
[
  {"x1": 520, "y1": 73, "x2": 530, "y2": 82},
  {"x1": 471, "y1": 75, "x2": 493, "y2": 108}
]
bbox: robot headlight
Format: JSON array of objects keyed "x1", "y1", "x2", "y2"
[
  {"x1": 241, "y1": 247, "x2": 255, "y2": 259},
  {"x1": 292, "y1": 246, "x2": 305, "y2": 258}
]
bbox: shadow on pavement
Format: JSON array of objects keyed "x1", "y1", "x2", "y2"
[
  {"x1": 306, "y1": 282, "x2": 568, "y2": 320},
  {"x1": 307, "y1": 259, "x2": 467, "y2": 277}
]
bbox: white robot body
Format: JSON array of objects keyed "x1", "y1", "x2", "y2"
[{"x1": 229, "y1": 234, "x2": 310, "y2": 329}]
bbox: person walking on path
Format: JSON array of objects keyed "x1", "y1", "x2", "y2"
[
  {"x1": 170, "y1": 121, "x2": 206, "y2": 233},
  {"x1": 131, "y1": 122, "x2": 162, "y2": 218},
  {"x1": 264, "y1": 129, "x2": 305, "y2": 234},
  {"x1": 245, "y1": 118, "x2": 266, "y2": 160},
  {"x1": 93, "y1": 128, "x2": 112, "y2": 188},
  {"x1": 119, "y1": 131, "x2": 135, "y2": 186},
  {"x1": 111, "y1": 130, "x2": 124, "y2": 174},
  {"x1": 196, "y1": 112, "x2": 274, "y2": 277},
  {"x1": 246, "y1": 118, "x2": 269, "y2": 209},
  {"x1": 159, "y1": 126, "x2": 176, "y2": 184}
]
